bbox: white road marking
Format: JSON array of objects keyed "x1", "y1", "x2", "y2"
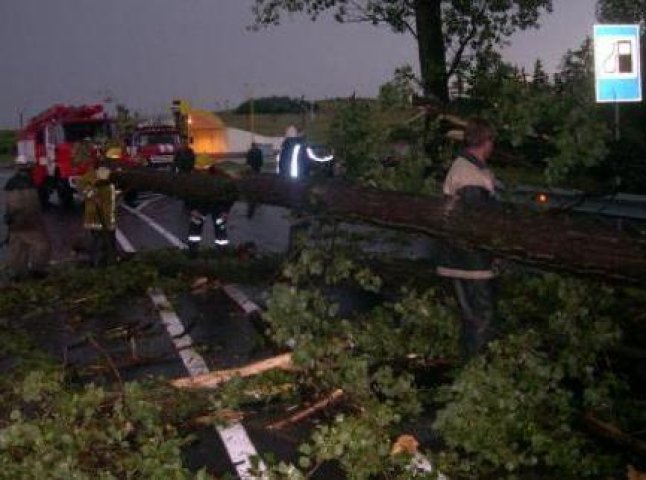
[
  {"x1": 115, "y1": 228, "x2": 136, "y2": 253},
  {"x1": 136, "y1": 193, "x2": 165, "y2": 211},
  {"x1": 115, "y1": 229, "x2": 265, "y2": 479},
  {"x1": 120, "y1": 203, "x2": 187, "y2": 249},
  {"x1": 148, "y1": 289, "x2": 211, "y2": 377},
  {"x1": 221, "y1": 284, "x2": 261, "y2": 315}
]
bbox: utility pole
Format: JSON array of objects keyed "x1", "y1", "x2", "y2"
[{"x1": 246, "y1": 84, "x2": 255, "y2": 144}]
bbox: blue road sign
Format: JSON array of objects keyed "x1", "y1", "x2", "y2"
[{"x1": 594, "y1": 24, "x2": 642, "y2": 103}]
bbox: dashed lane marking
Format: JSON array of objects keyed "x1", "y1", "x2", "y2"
[
  {"x1": 120, "y1": 203, "x2": 187, "y2": 249},
  {"x1": 221, "y1": 284, "x2": 261, "y2": 315},
  {"x1": 116, "y1": 230, "x2": 266, "y2": 479}
]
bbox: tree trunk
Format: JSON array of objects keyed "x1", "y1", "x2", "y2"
[
  {"x1": 415, "y1": 0, "x2": 449, "y2": 102},
  {"x1": 111, "y1": 170, "x2": 646, "y2": 284}
]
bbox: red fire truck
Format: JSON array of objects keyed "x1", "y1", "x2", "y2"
[
  {"x1": 16, "y1": 104, "x2": 113, "y2": 207},
  {"x1": 127, "y1": 122, "x2": 181, "y2": 167}
]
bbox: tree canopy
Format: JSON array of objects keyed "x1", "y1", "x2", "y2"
[
  {"x1": 235, "y1": 96, "x2": 317, "y2": 115},
  {"x1": 596, "y1": 0, "x2": 646, "y2": 23},
  {"x1": 252, "y1": 0, "x2": 553, "y2": 101}
]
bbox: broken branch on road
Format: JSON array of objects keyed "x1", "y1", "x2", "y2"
[{"x1": 171, "y1": 352, "x2": 293, "y2": 390}]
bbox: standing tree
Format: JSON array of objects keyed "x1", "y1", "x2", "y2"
[
  {"x1": 531, "y1": 58, "x2": 549, "y2": 87},
  {"x1": 252, "y1": 0, "x2": 553, "y2": 102},
  {"x1": 596, "y1": 0, "x2": 646, "y2": 23}
]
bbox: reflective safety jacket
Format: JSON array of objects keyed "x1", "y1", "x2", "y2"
[
  {"x1": 436, "y1": 153, "x2": 497, "y2": 280},
  {"x1": 278, "y1": 136, "x2": 309, "y2": 179},
  {"x1": 79, "y1": 169, "x2": 116, "y2": 231}
]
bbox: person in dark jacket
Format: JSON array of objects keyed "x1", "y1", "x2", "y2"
[
  {"x1": 173, "y1": 142, "x2": 196, "y2": 174},
  {"x1": 278, "y1": 133, "x2": 309, "y2": 179},
  {"x1": 245, "y1": 142, "x2": 263, "y2": 218},
  {"x1": 3, "y1": 156, "x2": 51, "y2": 279},
  {"x1": 436, "y1": 117, "x2": 498, "y2": 356},
  {"x1": 246, "y1": 142, "x2": 263, "y2": 173}
]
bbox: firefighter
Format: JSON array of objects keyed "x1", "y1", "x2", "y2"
[
  {"x1": 184, "y1": 163, "x2": 235, "y2": 257},
  {"x1": 3, "y1": 155, "x2": 51, "y2": 280},
  {"x1": 277, "y1": 126, "x2": 309, "y2": 179},
  {"x1": 79, "y1": 162, "x2": 117, "y2": 267}
]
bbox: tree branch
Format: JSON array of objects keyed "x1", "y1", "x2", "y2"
[{"x1": 446, "y1": 4, "x2": 487, "y2": 79}]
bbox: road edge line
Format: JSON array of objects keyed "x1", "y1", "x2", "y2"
[
  {"x1": 116, "y1": 228, "x2": 136, "y2": 253},
  {"x1": 221, "y1": 284, "x2": 261, "y2": 315},
  {"x1": 120, "y1": 203, "x2": 187, "y2": 249}
]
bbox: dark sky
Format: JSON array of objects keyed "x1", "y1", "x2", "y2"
[{"x1": 0, "y1": 0, "x2": 596, "y2": 128}]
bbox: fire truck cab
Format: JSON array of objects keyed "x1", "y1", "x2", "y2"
[
  {"x1": 17, "y1": 104, "x2": 113, "y2": 207},
  {"x1": 129, "y1": 123, "x2": 181, "y2": 168}
]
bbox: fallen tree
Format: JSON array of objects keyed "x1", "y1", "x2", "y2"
[{"x1": 111, "y1": 169, "x2": 646, "y2": 283}]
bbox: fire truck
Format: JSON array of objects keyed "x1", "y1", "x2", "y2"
[
  {"x1": 128, "y1": 122, "x2": 181, "y2": 167},
  {"x1": 16, "y1": 104, "x2": 113, "y2": 206}
]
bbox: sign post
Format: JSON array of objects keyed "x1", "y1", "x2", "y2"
[{"x1": 594, "y1": 24, "x2": 642, "y2": 140}]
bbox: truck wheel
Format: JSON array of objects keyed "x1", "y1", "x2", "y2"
[{"x1": 57, "y1": 181, "x2": 75, "y2": 209}]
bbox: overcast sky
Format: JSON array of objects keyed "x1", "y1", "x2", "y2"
[{"x1": 0, "y1": 0, "x2": 596, "y2": 128}]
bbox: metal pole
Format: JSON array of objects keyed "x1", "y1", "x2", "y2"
[{"x1": 614, "y1": 101, "x2": 620, "y2": 141}]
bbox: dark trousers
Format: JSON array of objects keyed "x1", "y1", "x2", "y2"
[
  {"x1": 186, "y1": 206, "x2": 229, "y2": 256},
  {"x1": 450, "y1": 278, "x2": 496, "y2": 356},
  {"x1": 90, "y1": 230, "x2": 116, "y2": 267},
  {"x1": 7, "y1": 228, "x2": 51, "y2": 278}
]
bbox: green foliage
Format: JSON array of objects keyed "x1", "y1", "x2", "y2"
[
  {"x1": 466, "y1": 39, "x2": 609, "y2": 185},
  {"x1": 378, "y1": 65, "x2": 419, "y2": 110},
  {"x1": 0, "y1": 329, "x2": 210, "y2": 479},
  {"x1": 596, "y1": 0, "x2": 646, "y2": 23},
  {"x1": 0, "y1": 375, "x2": 209, "y2": 479},
  {"x1": 0, "y1": 130, "x2": 16, "y2": 157},
  {"x1": 255, "y1": 238, "x2": 461, "y2": 476},
  {"x1": 235, "y1": 96, "x2": 316, "y2": 115},
  {"x1": 258, "y1": 235, "x2": 637, "y2": 478},
  {"x1": 434, "y1": 274, "x2": 624, "y2": 478},
  {"x1": 328, "y1": 100, "x2": 385, "y2": 178},
  {"x1": 0, "y1": 260, "x2": 161, "y2": 319},
  {"x1": 362, "y1": 151, "x2": 440, "y2": 194}
]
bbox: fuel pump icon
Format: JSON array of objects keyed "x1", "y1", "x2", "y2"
[
  {"x1": 617, "y1": 40, "x2": 633, "y2": 73},
  {"x1": 602, "y1": 39, "x2": 635, "y2": 75}
]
